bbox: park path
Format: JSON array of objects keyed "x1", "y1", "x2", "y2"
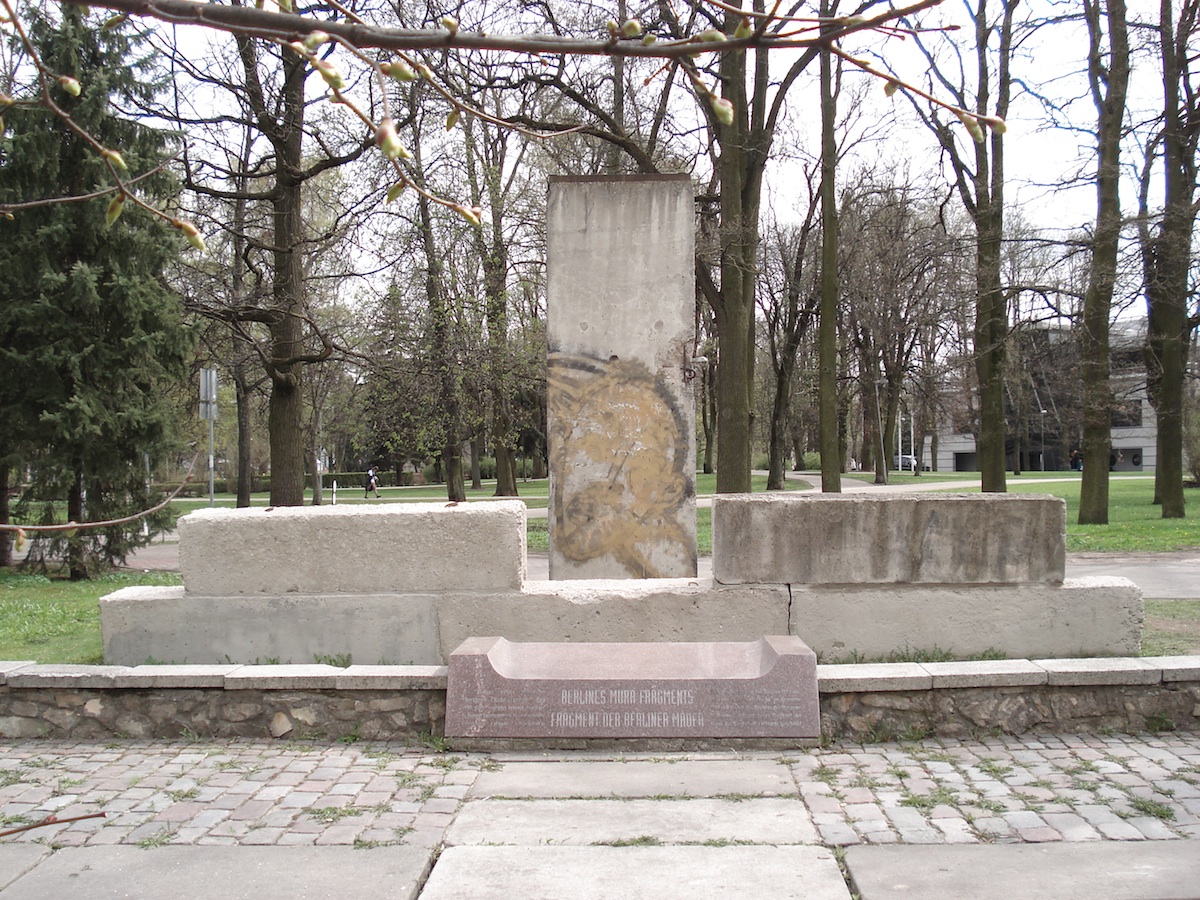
[{"x1": 2, "y1": 733, "x2": 1198, "y2": 898}]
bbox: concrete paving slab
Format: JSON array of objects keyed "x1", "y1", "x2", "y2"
[
  {"x1": 0, "y1": 845, "x2": 434, "y2": 900},
  {"x1": 467, "y1": 758, "x2": 798, "y2": 799},
  {"x1": 844, "y1": 841, "x2": 1200, "y2": 900},
  {"x1": 0, "y1": 846, "x2": 51, "y2": 891},
  {"x1": 421, "y1": 845, "x2": 851, "y2": 899},
  {"x1": 444, "y1": 797, "x2": 819, "y2": 846}
]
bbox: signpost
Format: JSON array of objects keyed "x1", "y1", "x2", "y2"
[{"x1": 200, "y1": 368, "x2": 217, "y2": 507}]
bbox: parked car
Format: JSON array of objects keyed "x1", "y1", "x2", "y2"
[{"x1": 892, "y1": 455, "x2": 930, "y2": 471}]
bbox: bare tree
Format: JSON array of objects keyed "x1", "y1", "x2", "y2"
[
  {"x1": 1078, "y1": 0, "x2": 1130, "y2": 524},
  {"x1": 897, "y1": 0, "x2": 1021, "y2": 491},
  {"x1": 758, "y1": 201, "x2": 820, "y2": 490},
  {"x1": 1138, "y1": 0, "x2": 1200, "y2": 519},
  {"x1": 841, "y1": 175, "x2": 952, "y2": 482}
]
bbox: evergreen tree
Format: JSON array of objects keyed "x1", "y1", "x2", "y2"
[{"x1": 0, "y1": 6, "x2": 192, "y2": 578}]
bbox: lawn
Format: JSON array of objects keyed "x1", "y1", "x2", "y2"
[
  {"x1": 1005, "y1": 477, "x2": 1200, "y2": 553},
  {"x1": 0, "y1": 571, "x2": 182, "y2": 665},
  {"x1": 168, "y1": 472, "x2": 807, "y2": 515},
  {"x1": 846, "y1": 471, "x2": 1200, "y2": 553}
]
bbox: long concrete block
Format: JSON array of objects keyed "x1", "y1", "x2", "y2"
[
  {"x1": 100, "y1": 586, "x2": 441, "y2": 666},
  {"x1": 437, "y1": 580, "x2": 788, "y2": 662},
  {"x1": 178, "y1": 501, "x2": 526, "y2": 595},
  {"x1": 790, "y1": 576, "x2": 1142, "y2": 660},
  {"x1": 713, "y1": 493, "x2": 1066, "y2": 585}
]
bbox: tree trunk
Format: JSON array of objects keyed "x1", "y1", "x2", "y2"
[
  {"x1": 818, "y1": 18, "x2": 841, "y2": 494},
  {"x1": 0, "y1": 464, "x2": 10, "y2": 568},
  {"x1": 471, "y1": 435, "x2": 483, "y2": 490},
  {"x1": 766, "y1": 352, "x2": 794, "y2": 490},
  {"x1": 1140, "y1": 0, "x2": 1196, "y2": 520},
  {"x1": 265, "y1": 47, "x2": 310, "y2": 507},
  {"x1": 67, "y1": 468, "x2": 87, "y2": 580},
  {"x1": 307, "y1": 446, "x2": 323, "y2": 506},
  {"x1": 975, "y1": 199, "x2": 1007, "y2": 491},
  {"x1": 1078, "y1": 0, "x2": 1129, "y2": 525},
  {"x1": 234, "y1": 358, "x2": 253, "y2": 507},
  {"x1": 713, "y1": 21, "x2": 755, "y2": 494},
  {"x1": 418, "y1": 191, "x2": 466, "y2": 504},
  {"x1": 230, "y1": 131, "x2": 254, "y2": 509},
  {"x1": 701, "y1": 359, "x2": 716, "y2": 475},
  {"x1": 464, "y1": 117, "x2": 519, "y2": 499}
]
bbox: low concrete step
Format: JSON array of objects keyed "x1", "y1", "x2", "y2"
[
  {"x1": 421, "y1": 845, "x2": 851, "y2": 899},
  {"x1": 844, "y1": 841, "x2": 1200, "y2": 900}
]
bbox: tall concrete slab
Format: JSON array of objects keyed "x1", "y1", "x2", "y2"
[{"x1": 546, "y1": 175, "x2": 697, "y2": 580}]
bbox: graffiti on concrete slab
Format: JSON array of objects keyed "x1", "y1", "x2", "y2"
[{"x1": 548, "y1": 352, "x2": 695, "y2": 578}]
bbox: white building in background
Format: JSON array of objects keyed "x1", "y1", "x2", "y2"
[{"x1": 927, "y1": 319, "x2": 1160, "y2": 474}]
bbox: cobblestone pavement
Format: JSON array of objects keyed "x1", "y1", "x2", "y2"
[{"x1": 2, "y1": 733, "x2": 1199, "y2": 851}]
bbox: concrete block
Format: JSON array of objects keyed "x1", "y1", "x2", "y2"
[
  {"x1": 844, "y1": 841, "x2": 1200, "y2": 900},
  {"x1": 0, "y1": 662, "x2": 35, "y2": 684},
  {"x1": 100, "y1": 586, "x2": 442, "y2": 667},
  {"x1": 547, "y1": 175, "x2": 697, "y2": 580},
  {"x1": 437, "y1": 579, "x2": 789, "y2": 662},
  {"x1": 0, "y1": 846, "x2": 52, "y2": 892},
  {"x1": 1034, "y1": 657, "x2": 1161, "y2": 686},
  {"x1": 444, "y1": 798, "x2": 820, "y2": 847},
  {"x1": 444, "y1": 635, "x2": 819, "y2": 739},
  {"x1": 224, "y1": 664, "x2": 343, "y2": 689},
  {"x1": 791, "y1": 577, "x2": 1141, "y2": 661},
  {"x1": 468, "y1": 758, "x2": 798, "y2": 799},
  {"x1": 713, "y1": 493, "x2": 1066, "y2": 585},
  {"x1": 1143, "y1": 656, "x2": 1200, "y2": 682},
  {"x1": 817, "y1": 663, "x2": 932, "y2": 692},
  {"x1": 5, "y1": 664, "x2": 134, "y2": 688},
  {"x1": 334, "y1": 665, "x2": 448, "y2": 690},
  {"x1": 0, "y1": 845, "x2": 433, "y2": 900},
  {"x1": 178, "y1": 501, "x2": 526, "y2": 596},
  {"x1": 117, "y1": 665, "x2": 239, "y2": 688},
  {"x1": 919, "y1": 660, "x2": 1048, "y2": 688},
  {"x1": 422, "y1": 845, "x2": 850, "y2": 900}
]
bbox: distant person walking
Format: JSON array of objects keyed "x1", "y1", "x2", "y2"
[{"x1": 366, "y1": 467, "x2": 380, "y2": 499}]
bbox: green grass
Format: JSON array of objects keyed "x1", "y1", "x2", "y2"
[
  {"x1": 252, "y1": 473, "x2": 808, "y2": 556},
  {"x1": 1142, "y1": 599, "x2": 1200, "y2": 656},
  {"x1": 840, "y1": 472, "x2": 1199, "y2": 552},
  {"x1": 843, "y1": 470, "x2": 982, "y2": 485},
  {"x1": 0, "y1": 570, "x2": 182, "y2": 664},
  {"x1": 1005, "y1": 477, "x2": 1200, "y2": 553},
  {"x1": 168, "y1": 472, "x2": 809, "y2": 515}
]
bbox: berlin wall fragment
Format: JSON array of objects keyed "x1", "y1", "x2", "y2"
[{"x1": 546, "y1": 175, "x2": 697, "y2": 579}]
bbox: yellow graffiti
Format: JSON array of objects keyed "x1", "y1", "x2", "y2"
[{"x1": 548, "y1": 353, "x2": 694, "y2": 577}]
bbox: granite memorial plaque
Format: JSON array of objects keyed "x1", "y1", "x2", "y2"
[{"x1": 444, "y1": 636, "x2": 819, "y2": 739}]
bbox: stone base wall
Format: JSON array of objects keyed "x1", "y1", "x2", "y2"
[
  {"x1": 0, "y1": 688, "x2": 445, "y2": 742},
  {"x1": 821, "y1": 683, "x2": 1200, "y2": 743},
  {"x1": 792, "y1": 577, "x2": 1143, "y2": 660},
  {"x1": 102, "y1": 496, "x2": 1142, "y2": 666},
  {"x1": 101, "y1": 577, "x2": 1139, "y2": 666},
  {"x1": 4, "y1": 658, "x2": 1196, "y2": 745}
]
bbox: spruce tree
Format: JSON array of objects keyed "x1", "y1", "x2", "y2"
[{"x1": 0, "y1": 6, "x2": 192, "y2": 578}]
